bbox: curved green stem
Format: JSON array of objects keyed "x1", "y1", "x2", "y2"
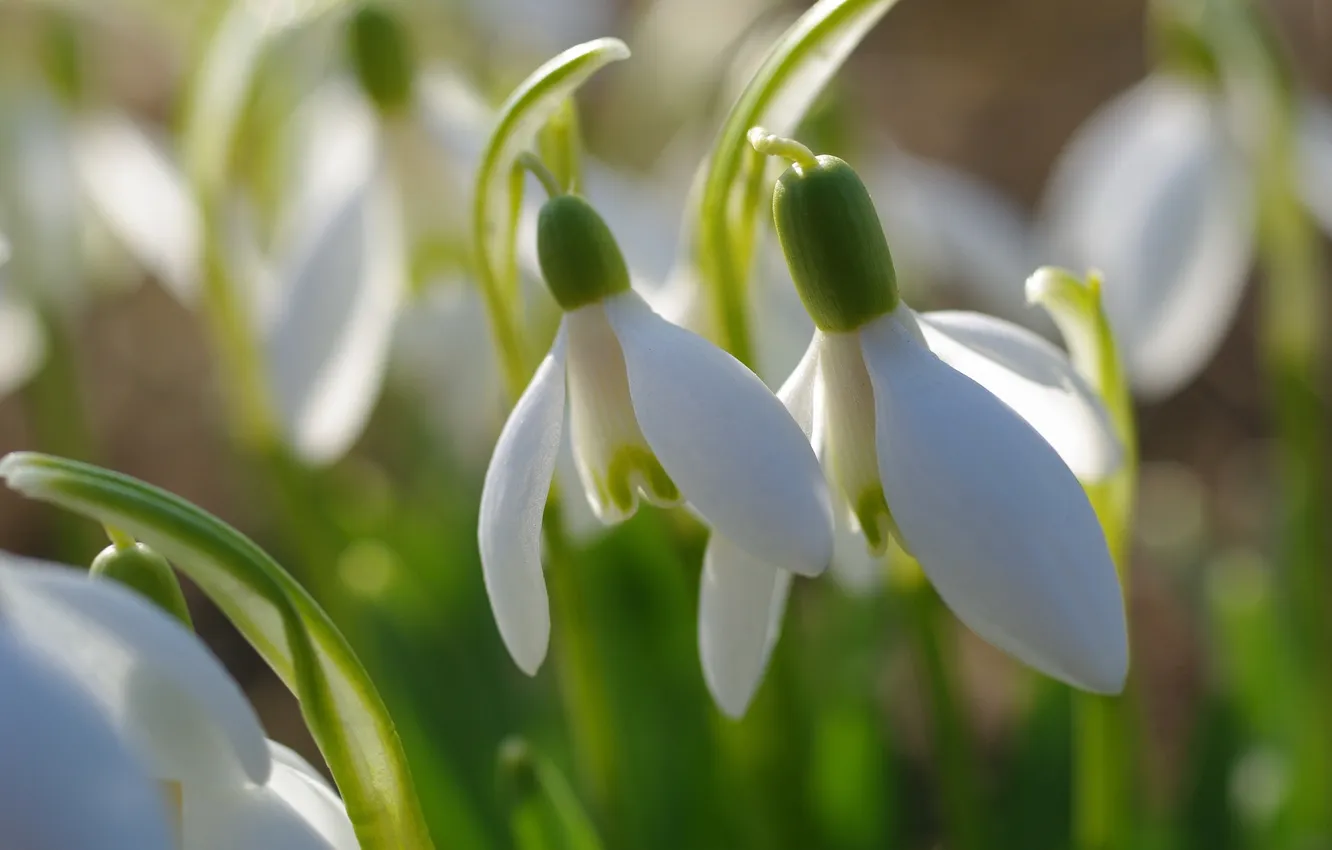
[{"x1": 905, "y1": 582, "x2": 984, "y2": 850}]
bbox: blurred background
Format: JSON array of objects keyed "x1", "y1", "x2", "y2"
[{"x1": 0, "y1": 0, "x2": 1330, "y2": 848}]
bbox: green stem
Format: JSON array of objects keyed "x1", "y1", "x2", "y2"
[
  {"x1": 1254, "y1": 116, "x2": 1332, "y2": 834},
  {"x1": 23, "y1": 311, "x2": 101, "y2": 557},
  {"x1": 905, "y1": 582, "x2": 984, "y2": 850},
  {"x1": 540, "y1": 498, "x2": 620, "y2": 835}
]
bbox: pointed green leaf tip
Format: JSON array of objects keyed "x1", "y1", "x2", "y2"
[
  {"x1": 91, "y1": 541, "x2": 195, "y2": 630},
  {"x1": 537, "y1": 195, "x2": 631, "y2": 310},
  {"x1": 349, "y1": 5, "x2": 415, "y2": 114},
  {"x1": 770, "y1": 150, "x2": 898, "y2": 332}
]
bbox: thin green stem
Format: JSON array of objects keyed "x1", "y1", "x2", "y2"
[
  {"x1": 23, "y1": 311, "x2": 101, "y2": 558},
  {"x1": 905, "y1": 582, "x2": 984, "y2": 850},
  {"x1": 747, "y1": 127, "x2": 819, "y2": 171},
  {"x1": 517, "y1": 153, "x2": 564, "y2": 201},
  {"x1": 103, "y1": 524, "x2": 137, "y2": 550},
  {"x1": 540, "y1": 498, "x2": 620, "y2": 835},
  {"x1": 1254, "y1": 115, "x2": 1332, "y2": 834}
]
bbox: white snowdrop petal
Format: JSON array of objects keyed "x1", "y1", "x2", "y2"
[
  {"x1": 1041, "y1": 75, "x2": 1254, "y2": 399},
  {"x1": 917, "y1": 310, "x2": 1122, "y2": 481},
  {"x1": 698, "y1": 533, "x2": 792, "y2": 719},
  {"x1": 0, "y1": 557, "x2": 273, "y2": 784},
  {"x1": 775, "y1": 332, "x2": 822, "y2": 439},
  {"x1": 604, "y1": 291, "x2": 833, "y2": 577},
  {"x1": 0, "y1": 626, "x2": 175, "y2": 850},
  {"x1": 9, "y1": 97, "x2": 83, "y2": 303},
  {"x1": 72, "y1": 114, "x2": 201, "y2": 302},
  {"x1": 565, "y1": 302, "x2": 677, "y2": 523},
  {"x1": 183, "y1": 780, "x2": 348, "y2": 850},
  {"x1": 264, "y1": 742, "x2": 359, "y2": 850},
  {"x1": 266, "y1": 102, "x2": 405, "y2": 465},
  {"x1": 478, "y1": 326, "x2": 568, "y2": 675},
  {"x1": 414, "y1": 66, "x2": 495, "y2": 174},
  {"x1": 0, "y1": 293, "x2": 46, "y2": 398},
  {"x1": 1298, "y1": 97, "x2": 1332, "y2": 237},
  {"x1": 861, "y1": 311, "x2": 1128, "y2": 693}
]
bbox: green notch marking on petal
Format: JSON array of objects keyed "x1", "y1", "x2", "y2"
[
  {"x1": 854, "y1": 485, "x2": 901, "y2": 557},
  {"x1": 599, "y1": 445, "x2": 680, "y2": 515}
]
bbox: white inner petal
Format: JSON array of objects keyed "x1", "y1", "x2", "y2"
[
  {"x1": 818, "y1": 331, "x2": 893, "y2": 555},
  {"x1": 698, "y1": 533, "x2": 793, "y2": 719},
  {"x1": 565, "y1": 302, "x2": 678, "y2": 523}
]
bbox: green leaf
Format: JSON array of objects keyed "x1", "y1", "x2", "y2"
[
  {"x1": 470, "y1": 37, "x2": 629, "y2": 396},
  {"x1": 0, "y1": 452, "x2": 434, "y2": 850},
  {"x1": 693, "y1": 0, "x2": 900, "y2": 365}
]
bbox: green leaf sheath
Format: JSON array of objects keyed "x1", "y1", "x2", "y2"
[
  {"x1": 694, "y1": 0, "x2": 900, "y2": 365},
  {"x1": 0, "y1": 452, "x2": 434, "y2": 850},
  {"x1": 471, "y1": 38, "x2": 630, "y2": 397}
]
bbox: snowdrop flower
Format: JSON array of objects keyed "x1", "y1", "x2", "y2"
[
  {"x1": 479, "y1": 185, "x2": 833, "y2": 675},
  {"x1": 699, "y1": 131, "x2": 1128, "y2": 717},
  {"x1": 1042, "y1": 66, "x2": 1332, "y2": 400},
  {"x1": 0, "y1": 551, "x2": 358, "y2": 849}
]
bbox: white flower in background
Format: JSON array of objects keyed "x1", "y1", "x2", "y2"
[
  {"x1": 700, "y1": 136, "x2": 1127, "y2": 717},
  {"x1": 257, "y1": 76, "x2": 406, "y2": 464},
  {"x1": 479, "y1": 191, "x2": 833, "y2": 675},
  {"x1": 0, "y1": 233, "x2": 47, "y2": 398},
  {"x1": 1041, "y1": 71, "x2": 1332, "y2": 400},
  {"x1": 0, "y1": 11, "x2": 202, "y2": 397},
  {"x1": 0, "y1": 554, "x2": 357, "y2": 849}
]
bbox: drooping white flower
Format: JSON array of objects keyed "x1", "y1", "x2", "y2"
[
  {"x1": 479, "y1": 191, "x2": 833, "y2": 675},
  {"x1": 0, "y1": 554, "x2": 358, "y2": 849},
  {"x1": 700, "y1": 137, "x2": 1128, "y2": 716},
  {"x1": 1041, "y1": 70, "x2": 1332, "y2": 400}
]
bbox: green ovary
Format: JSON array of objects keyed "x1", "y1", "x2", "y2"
[{"x1": 597, "y1": 445, "x2": 679, "y2": 514}]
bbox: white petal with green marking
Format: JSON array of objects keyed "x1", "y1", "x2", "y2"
[
  {"x1": 566, "y1": 302, "x2": 679, "y2": 523},
  {"x1": 605, "y1": 290, "x2": 833, "y2": 578}
]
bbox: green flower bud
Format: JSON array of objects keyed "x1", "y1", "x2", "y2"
[
  {"x1": 537, "y1": 194, "x2": 631, "y2": 310},
  {"x1": 771, "y1": 155, "x2": 899, "y2": 332},
  {"x1": 91, "y1": 542, "x2": 194, "y2": 630},
  {"x1": 349, "y1": 5, "x2": 415, "y2": 115}
]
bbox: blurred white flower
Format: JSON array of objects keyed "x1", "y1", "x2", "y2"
[
  {"x1": 257, "y1": 79, "x2": 406, "y2": 465},
  {"x1": 0, "y1": 233, "x2": 47, "y2": 398},
  {"x1": 0, "y1": 555, "x2": 357, "y2": 849},
  {"x1": 1041, "y1": 74, "x2": 1332, "y2": 400},
  {"x1": 479, "y1": 194, "x2": 832, "y2": 676},
  {"x1": 0, "y1": 83, "x2": 199, "y2": 398}
]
